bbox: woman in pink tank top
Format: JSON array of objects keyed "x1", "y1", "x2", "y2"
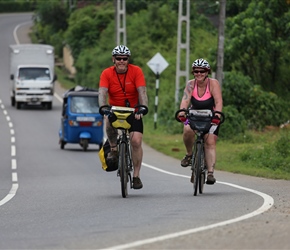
[{"x1": 178, "y1": 58, "x2": 223, "y2": 185}]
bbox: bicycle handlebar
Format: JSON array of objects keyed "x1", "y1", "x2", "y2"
[
  {"x1": 99, "y1": 104, "x2": 149, "y2": 117},
  {"x1": 175, "y1": 108, "x2": 225, "y2": 124}
]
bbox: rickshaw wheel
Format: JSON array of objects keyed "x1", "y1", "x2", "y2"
[
  {"x1": 82, "y1": 139, "x2": 88, "y2": 151},
  {"x1": 60, "y1": 140, "x2": 65, "y2": 149}
]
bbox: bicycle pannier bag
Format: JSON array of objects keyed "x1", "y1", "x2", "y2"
[
  {"x1": 98, "y1": 139, "x2": 118, "y2": 172},
  {"x1": 109, "y1": 106, "x2": 135, "y2": 129},
  {"x1": 188, "y1": 109, "x2": 212, "y2": 133}
]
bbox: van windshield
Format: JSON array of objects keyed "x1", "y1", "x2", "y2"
[
  {"x1": 70, "y1": 96, "x2": 99, "y2": 114},
  {"x1": 18, "y1": 67, "x2": 51, "y2": 80}
]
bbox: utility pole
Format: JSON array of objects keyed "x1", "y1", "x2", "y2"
[
  {"x1": 115, "y1": 0, "x2": 127, "y2": 45},
  {"x1": 175, "y1": 0, "x2": 190, "y2": 107},
  {"x1": 216, "y1": 0, "x2": 226, "y2": 87}
]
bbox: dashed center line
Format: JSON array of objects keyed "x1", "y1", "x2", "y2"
[{"x1": 0, "y1": 99, "x2": 19, "y2": 207}]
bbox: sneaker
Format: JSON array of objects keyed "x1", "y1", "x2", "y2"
[
  {"x1": 206, "y1": 173, "x2": 216, "y2": 185},
  {"x1": 181, "y1": 154, "x2": 192, "y2": 167},
  {"x1": 132, "y1": 177, "x2": 143, "y2": 189}
]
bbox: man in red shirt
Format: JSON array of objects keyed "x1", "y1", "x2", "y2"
[{"x1": 99, "y1": 45, "x2": 148, "y2": 189}]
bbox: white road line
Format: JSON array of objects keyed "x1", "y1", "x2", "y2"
[
  {"x1": 0, "y1": 19, "x2": 32, "y2": 207},
  {"x1": 11, "y1": 145, "x2": 16, "y2": 156},
  {"x1": 11, "y1": 159, "x2": 17, "y2": 170},
  {"x1": 12, "y1": 172, "x2": 18, "y2": 182},
  {"x1": 0, "y1": 100, "x2": 18, "y2": 207},
  {"x1": 13, "y1": 21, "x2": 32, "y2": 45},
  {"x1": 0, "y1": 184, "x2": 19, "y2": 206},
  {"x1": 104, "y1": 163, "x2": 274, "y2": 250}
]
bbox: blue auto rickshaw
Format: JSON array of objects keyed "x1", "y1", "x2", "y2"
[{"x1": 59, "y1": 86, "x2": 104, "y2": 151}]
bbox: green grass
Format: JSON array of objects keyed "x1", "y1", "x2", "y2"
[{"x1": 142, "y1": 122, "x2": 290, "y2": 180}]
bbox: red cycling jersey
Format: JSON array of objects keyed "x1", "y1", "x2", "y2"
[{"x1": 99, "y1": 64, "x2": 146, "y2": 107}]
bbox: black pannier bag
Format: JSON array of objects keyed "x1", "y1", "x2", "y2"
[
  {"x1": 98, "y1": 139, "x2": 118, "y2": 172},
  {"x1": 188, "y1": 109, "x2": 213, "y2": 133}
]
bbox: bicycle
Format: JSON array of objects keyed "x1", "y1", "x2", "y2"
[
  {"x1": 175, "y1": 108, "x2": 225, "y2": 196},
  {"x1": 99, "y1": 104, "x2": 148, "y2": 198}
]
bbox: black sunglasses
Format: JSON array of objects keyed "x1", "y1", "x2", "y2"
[
  {"x1": 115, "y1": 57, "x2": 129, "y2": 61},
  {"x1": 193, "y1": 70, "x2": 206, "y2": 74}
]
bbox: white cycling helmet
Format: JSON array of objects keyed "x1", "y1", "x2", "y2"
[
  {"x1": 192, "y1": 58, "x2": 210, "y2": 71},
  {"x1": 112, "y1": 45, "x2": 131, "y2": 56}
]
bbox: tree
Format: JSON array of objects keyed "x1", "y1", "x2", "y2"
[
  {"x1": 64, "y1": 3, "x2": 114, "y2": 60},
  {"x1": 224, "y1": 0, "x2": 290, "y2": 98}
]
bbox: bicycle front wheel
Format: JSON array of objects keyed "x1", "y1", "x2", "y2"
[
  {"x1": 199, "y1": 145, "x2": 205, "y2": 194},
  {"x1": 119, "y1": 142, "x2": 128, "y2": 198},
  {"x1": 193, "y1": 143, "x2": 202, "y2": 196}
]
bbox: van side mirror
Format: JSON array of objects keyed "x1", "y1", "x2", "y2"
[
  {"x1": 10, "y1": 74, "x2": 14, "y2": 80},
  {"x1": 53, "y1": 74, "x2": 57, "y2": 82}
]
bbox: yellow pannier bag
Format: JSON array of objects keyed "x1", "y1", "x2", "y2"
[
  {"x1": 98, "y1": 139, "x2": 118, "y2": 172},
  {"x1": 110, "y1": 106, "x2": 135, "y2": 130}
]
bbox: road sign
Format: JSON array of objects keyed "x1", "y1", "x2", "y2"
[
  {"x1": 147, "y1": 52, "x2": 169, "y2": 75},
  {"x1": 147, "y1": 52, "x2": 169, "y2": 129}
]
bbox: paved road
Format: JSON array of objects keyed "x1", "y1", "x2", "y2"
[{"x1": 0, "y1": 13, "x2": 289, "y2": 250}]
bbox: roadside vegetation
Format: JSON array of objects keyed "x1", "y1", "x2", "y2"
[{"x1": 3, "y1": 0, "x2": 289, "y2": 180}]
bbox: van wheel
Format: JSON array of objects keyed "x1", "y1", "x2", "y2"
[
  {"x1": 11, "y1": 96, "x2": 15, "y2": 106},
  {"x1": 47, "y1": 102, "x2": 52, "y2": 110},
  {"x1": 16, "y1": 102, "x2": 21, "y2": 109}
]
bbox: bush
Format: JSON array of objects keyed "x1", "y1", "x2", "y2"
[
  {"x1": 222, "y1": 71, "x2": 289, "y2": 130},
  {"x1": 222, "y1": 71, "x2": 253, "y2": 112},
  {"x1": 35, "y1": 1, "x2": 68, "y2": 32},
  {"x1": 64, "y1": 3, "x2": 114, "y2": 60},
  {"x1": 240, "y1": 130, "x2": 290, "y2": 173},
  {"x1": 219, "y1": 105, "x2": 247, "y2": 139},
  {"x1": 33, "y1": 1, "x2": 69, "y2": 57},
  {"x1": 243, "y1": 85, "x2": 288, "y2": 130},
  {"x1": 0, "y1": 1, "x2": 35, "y2": 12}
]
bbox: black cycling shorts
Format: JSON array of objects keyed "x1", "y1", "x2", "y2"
[
  {"x1": 208, "y1": 124, "x2": 220, "y2": 136},
  {"x1": 129, "y1": 118, "x2": 143, "y2": 133}
]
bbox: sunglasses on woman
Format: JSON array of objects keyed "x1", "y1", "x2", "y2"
[{"x1": 193, "y1": 70, "x2": 206, "y2": 74}]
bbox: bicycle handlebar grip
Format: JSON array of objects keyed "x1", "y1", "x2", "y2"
[
  {"x1": 175, "y1": 109, "x2": 188, "y2": 122},
  {"x1": 135, "y1": 105, "x2": 148, "y2": 116},
  {"x1": 99, "y1": 105, "x2": 111, "y2": 116},
  {"x1": 213, "y1": 111, "x2": 225, "y2": 124}
]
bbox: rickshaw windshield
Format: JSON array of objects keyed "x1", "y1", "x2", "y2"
[{"x1": 70, "y1": 96, "x2": 99, "y2": 114}]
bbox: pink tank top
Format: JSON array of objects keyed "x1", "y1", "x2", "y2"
[{"x1": 191, "y1": 78, "x2": 215, "y2": 110}]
